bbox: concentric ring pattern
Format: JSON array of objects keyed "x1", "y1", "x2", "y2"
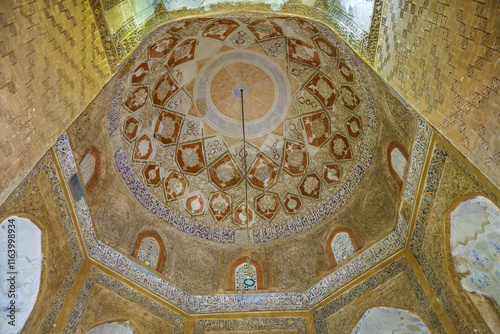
[{"x1": 113, "y1": 17, "x2": 377, "y2": 241}]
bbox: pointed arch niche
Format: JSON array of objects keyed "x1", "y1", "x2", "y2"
[
  {"x1": 0, "y1": 216, "x2": 42, "y2": 334},
  {"x1": 352, "y1": 307, "x2": 430, "y2": 333},
  {"x1": 325, "y1": 226, "x2": 361, "y2": 269},
  {"x1": 228, "y1": 256, "x2": 264, "y2": 291},
  {"x1": 387, "y1": 141, "x2": 409, "y2": 189},
  {"x1": 132, "y1": 230, "x2": 166, "y2": 272},
  {"x1": 446, "y1": 195, "x2": 500, "y2": 328}
]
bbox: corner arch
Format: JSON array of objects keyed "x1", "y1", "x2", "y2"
[{"x1": 325, "y1": 225, "x2": 361, "y2": 269}]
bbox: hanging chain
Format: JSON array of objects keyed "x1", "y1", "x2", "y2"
[{"x1": 240, "y1": 89, "x2": 253, "y2": 278}]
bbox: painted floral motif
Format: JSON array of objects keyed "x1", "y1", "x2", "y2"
[
  {"x1": 288, "y1": 39, "x2": 320, "y2": 68},
  {"x1": 133, "y1": 134, "x2": 153, "y2": 160},
  {"x1": 323, "y1": 164, "x2": 341, "y2": 184},
  {"x1": 209, "y1": 192, "x2": 231, "y2": 222},
  {"x1": 313, "y1": 37, "x2": 337, "y2": 57},
  {"x1": 152, "y1": 75, "x2": 179, "y2": 106},
  {"x1": 248, "y1": 154, "x2": 279, "y2": 190},
  {"x1": 154, "y1": 111, "x2": 183, "y2": 145},
  {"x1": 283, "y1": 141, "x2": 308, "y2": 175},
  {"x1": 283, "y1": 194, "x2": 302, "y2": 214},
  {"x1": 301, "y1": 112, "x2": 330, "y2": 147},
  {"x1": 255, "y1": 193, "x2": 280, "y2": 220},
  {"x1": 340, "y1": 85, "x2": 361, "y2": 111},
  {"x1": 144, "y1": 164, "x2": 161, "y2": 185},
  {"x1": 233, "y1": 204, "x2": 254, "y2": 227},
  {"x1": 209, "y1": 154, "x2": 241, "y2": 190},
  {"x1": 346, "y1": 116, "x2": 362, "y2": 139},
  {"x1": 330, "y1": 134, "x2": 352, "y2": 160},
  {"x1": 124, "y1": 117, "x2": 140, "y2": 140},
  {"x1": 202, "y1": 19, "x2": 240, "y2": 41},
  {"x1": 338, "y1": 60, "x2": 354, "y2": 82},
  {"x1": 131, "y1": 62, "x2": 149, "y2": 83},
  {"x1": 177, "y1": 141, "x2": 205, "y2": 174},
  {"x1": 247, "y1": 19, "x2": 283, "y2": 40},
  {"x1": 149, "y1": 37, "x2": 178, "y2": 58},
  {"x1": 185, "y1": 192, "x2": 206, "y2": 215},
  {"x1": 167, "y1": 39, "x2": 196, "y2": 68},
  {"x1": 169, "y1": 20, "x2": 192, "y2": 33},
  {"x1": 296, "y1": 18, "x2": 319, "y2": 34},
  {"x1": 164, "y1": 171, "x2": 187, "y2": 201},
  {"x1": 125, "y1": 87, "x2": 148, "y2": 112},
  {"x1": 306, "y1": 73, "x2": 337, "y2": 108},
  {"x1": 299, "y1": 173, "x2": 321, "y2": 199}
]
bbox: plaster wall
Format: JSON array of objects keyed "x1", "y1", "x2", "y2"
[
  {"x1": 375, "y1": 0, "x2": 500, "y2": 188},
  {"x1": 0, "y1": 0, "x2": 112, "y2": 205}
]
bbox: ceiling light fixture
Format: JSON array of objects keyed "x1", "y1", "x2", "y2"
[{"x1": 239, "y1": 88, "x2": 256, "y2": 288}]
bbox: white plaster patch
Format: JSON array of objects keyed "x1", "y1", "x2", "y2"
[
  {"x1": 79, "y1": 153, "x2": 95, "y2": 185},
  {"x1": 391, "y1": 147, "x2": 407, "y2": 180}
]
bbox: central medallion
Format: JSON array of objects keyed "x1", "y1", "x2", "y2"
[
  {"x1": 232, "y1": 82, "x2": 249, "y2": 98},
  {"x1": 195, "y1": 51, "x2": 290, "y2": 138}
]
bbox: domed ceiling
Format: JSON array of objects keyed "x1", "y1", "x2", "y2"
[{"x1": 110, "y1": 16, "x2": 377, "y2": 243}]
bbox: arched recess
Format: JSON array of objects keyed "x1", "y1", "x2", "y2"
[
  {"x1": 132, "y1": 230, "x2": 166, "y2": 272},
  {"x1": 351, "y1": 307, "x2": 430, "y2": 333},
  {"x1": 79, "y1": 146, "x2": 102, "y2": 194},
  {"x1": 228, "y1": 256, "x2": 264, "y2": 291},
  {"x1": 445, "y1": 195, "x2": 500, "y2": 329},
  {"x1": 325, "y1": 226, "x2": 361, "y2": 269},
  {"x1": 387, "y1": 141, "x2": 409, "y2": 189},
  {"x1": 86, "y1": 321, "x2": 135, "y2": 333},
  {"x1": 0, "y1": 215, "x2": 42, "y2": 334}
]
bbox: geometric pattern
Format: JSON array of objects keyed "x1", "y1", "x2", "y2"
[
  {"x1": 113, "y1": 17, "x2": 376, "y2": 234},
  {"x1": 54, "y1": 105, "x2": 427, "y2": 313}
]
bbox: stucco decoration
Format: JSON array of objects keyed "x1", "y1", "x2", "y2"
[
  {"x1": 450, "y1": 196, "x2": 500, "y2": 305},
  {"x1": 110, "y1": 16, "x2": 378, "y2": 243},
  {"x1": 86, "y1": 321, "x2": 135, "y2": 334},
  {"x1": 0, "y1": 216, "x2": 41, "y2": 334},
  {"x1": 351, "y1": 307, "x2": 430, "y2": 334}
]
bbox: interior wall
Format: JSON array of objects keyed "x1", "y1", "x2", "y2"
[
  {"x1": 0, "y1": 0, "x2": 112, "y2": 205},
  {"x1": 375, "y1": 0, "x2": 500, "y2": 188},
  {"x1": 0, "y1": 153, "x2": 82, "y2": 333}
]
